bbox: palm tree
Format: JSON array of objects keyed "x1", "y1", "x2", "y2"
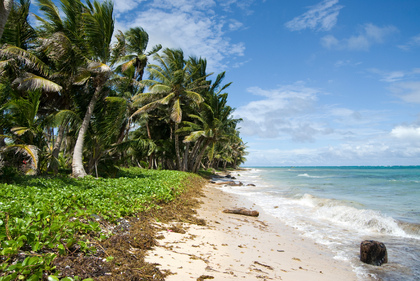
[
  {"x1": 181, "y1": 93, "x2": 240, "y2": 172},
  {"x1": 113, "y1": 27, "x2": 161, "y2": 82},
  {"x1": 131, "y1": 48, "x2": 208, "y2": 170},
  {"x1": 111, "y1": 27, "x2": 161, "y2": 167},
  {"x1": 35, "y1": 0, "x2": 88, "y2": 173},
  {"x1": 71, "y1": 0, "x2": 114, "y2": 178}
]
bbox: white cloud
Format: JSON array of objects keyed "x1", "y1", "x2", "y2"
[
  {"x1": 334, "y1": 60, "x2": 362, "y2": 68},
  {"x1": 228, "y1": 19, "x2": 243, "y2": 31},
  {"x1": 245, "y1": 131, "x2": 420, "y2": 166},
  {"x1": 238, "y1": 83, "x2": 420, "y2": 166},
  {"x1": 114, "y1": 0, "x2": 246, "y2": 72},
  {"x1": 235, "y1": 83, "x2": 351, "y2": 142},
  {"x1": 398, "y1": 34, "x2": 420, "y2": 51},
  {"x1": 285, "y1": 0, "x2": 344, "y2": 32},
  {"x1": 114, "y1": 0, "x2": 145, "y2": 14},
  {"x1": 391, "y1": 126, "x2": 420, "y2": 142},
  {"x1": 321, "y1": 23, "x2": 398, "y2": 51},
  {"x1": 390, "y1": 81, "x2": 420, "y2": 103}
]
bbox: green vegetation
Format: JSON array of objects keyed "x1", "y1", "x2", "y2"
[
  {"x1": 0, "y1": 168, "x2": 202, "y2": 280},
  {"x1": 0, "y1": 0, "x2": 247, "y2": 178},
  {"x1": 0, "y1": 0, "x2": 245, "y2": 279}
]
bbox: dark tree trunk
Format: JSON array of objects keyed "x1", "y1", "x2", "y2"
[
  {"x1": 50, "y1": 123, "x2": 66, "y2": 174},
  {"x1": 192, "y1": 139, "x2": 211, "y2": 173},
  {"x1": 182, "y1": 142, "x2": 189, "y2": 171},
  {"x1": 174, "y1": 123, "x2": 182, "y2": 170}
]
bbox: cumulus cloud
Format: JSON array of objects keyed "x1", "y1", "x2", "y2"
[
  {"x1": 321, "y1": 23, "x2": 398, "y2": 51},
  {"x1": 114, "y1": 0, "x2": 248, "y2": 72},
  {"x1": 285, "y1": 0, "x2": 344, "y2": 32},
  {"x1": 114, "y1": 0, "x2": 145, "y2": 14},
  {"x1": 245, "y1": 132, "x2": 420, "y2": 166},
  {"x1": 237, "y1": 83, "x2": 420, "y2": 166},
  {"x1": 391, "y1": 126, "x2": 420, "y2": 142},
  {"x1": 233, "y1": 83, "x2": 373, "y2": 143}
]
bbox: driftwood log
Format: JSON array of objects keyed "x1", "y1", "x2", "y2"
[
  {"x1": 223, "y1": 208, "x2": 259, "y2": 217},
  {"x1": 360, "y1": 240, "x2": 388, "y2": 266},
  {"x1": 211, "y1": 181, "x2": 243, "y2": 186}
]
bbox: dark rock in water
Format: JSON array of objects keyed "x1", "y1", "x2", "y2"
[
  {"x1": 223, "y1": 208, "x2": 259, "y2": 217},
  {"x1": 247, "y1": 183, "x2": 256, "y2": 186},
  {"x1": 225, "y1": 174, "x2": 232, "y2": 178},
  {"x1": 360, "y1": 240, "x2": 388, "y2": 266}
]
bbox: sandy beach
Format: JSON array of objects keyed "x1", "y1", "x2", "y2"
[{"x1": 146, "y1": 181, "x2": 358, "y2": 280}]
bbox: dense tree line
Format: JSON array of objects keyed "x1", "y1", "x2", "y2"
[{"x1": 0, "y1": 0, "x2": 247, "y2": 178}]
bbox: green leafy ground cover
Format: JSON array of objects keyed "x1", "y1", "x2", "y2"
[{"x1": 0, "y1": 168, "x2": 200, "y2": 280}]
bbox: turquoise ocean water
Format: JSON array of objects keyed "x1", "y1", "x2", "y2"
[{"x1": 222, "y1": 166, "x2": 420, "y2": 281}]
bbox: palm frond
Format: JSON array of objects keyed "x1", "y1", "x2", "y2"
[
  {"x1": 171, "y1": 98, "x2": 182, "y2": 123},
  {"x1": 159, "y1": 92, "x2": 175, "y2": 105},
  {"x1": 121, "y1": 59, "x2": 136, "y2": 73},
  {"x1": 87, "y1": 61, "x2": 111, "y2": 73},
  {"x1": 184, "y1": 131, "x2": 205, "y2": 143},
  {"x1": 11, "y1": 126, "x2": 30, "y2": 136},
  {"x1": 13, "y1": 73, "x2": 62, "y2": 92},
  {"x1": 74, "y1": 70, "x2": 91, "y2": 85},
  {"x1": 146, "y1": 44, "x2": 162, "y2": 56},
  {"x1": 149, "y1": 83, "x2": 171, "y2": 94},
  {"x1": 0, "y1": 45, "x2": 51, "y2": 76},
  {"x1": 185, "y1": 90, "x2": 204, "y2": 104},
  {"x1": 131, "y1": 101, "x2": 161, "y2": 118}
]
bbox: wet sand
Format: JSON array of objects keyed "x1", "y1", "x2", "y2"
[{"x1": 146, "y1": 182, "x2": 358, "y2": 280}]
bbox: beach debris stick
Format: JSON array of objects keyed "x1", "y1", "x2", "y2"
[
  {"x1": 223, "y1": 208, "x2": 259, "y2": 217},
  {"x1": 254, "y1": 261, "x2": 274, "y2": 270}
]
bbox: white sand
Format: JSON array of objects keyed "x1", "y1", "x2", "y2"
[{"x1": 146, "y1": 183, "x2": 358, "y2": 280}]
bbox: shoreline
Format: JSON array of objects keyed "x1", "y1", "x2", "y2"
[{"x1": 146, "y1": 181, "x2": 359, "y2": 280}]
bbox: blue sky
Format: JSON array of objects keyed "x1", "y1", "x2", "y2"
[
  {"x1": 112, "y1": 0, "x2": 420, "y2": 166},
  {"x1": 45, "y1": 0, "x2": 420, "y2": 166}
]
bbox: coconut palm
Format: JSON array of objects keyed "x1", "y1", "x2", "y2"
[
  {"x1": 113, "y1": 27, "x2": 161, "y2": 82},
  {"x1": 34, "y1": 0, "x2": 89, "y2": 173},
  {"x1": 71, "y1": 0, "x2": 114, "y2": 178},
  {"x1": 181, "y1": 93, "x2": 240, "y2": 172},
  {"x1": 131, "y1": 48, "x2": 208, "y2": 170}
]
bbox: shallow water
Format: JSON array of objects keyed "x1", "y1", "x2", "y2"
[{"x1": 220, "y1": 167, "x2": 420, "y2": 281}]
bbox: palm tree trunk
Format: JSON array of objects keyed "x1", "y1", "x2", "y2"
[
  {"x1": 182, "y1": 142, "x2": 190, "y2": 171},
  {"x1": 0, "y1": 0, "x2": 13, "y2": 41},
  {"x1": 50, "y1": 123, "x2": 66, "y2": 174},
  {"x1": 145, "y1": 120, "x2": 155, "y2": 169},
  {"x1": 189, "y1": 137, "x2": 203, "y2": 171},
  {"x1": 72, "y1": 88, "x2": 101, "y2": 178},
  {"x1": 174, "y1": 123, "x2": 182, "y2": 170},
  {"x1": 192, "y1": 139, "x2": 210, "y2": 173}
]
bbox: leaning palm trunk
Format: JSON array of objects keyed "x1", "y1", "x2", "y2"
[
  {"x1": 72, "y1": 87, "x2": 102, "y2": 178},
  {"x1": 192, "y1": 139, "x2": 211, "y2": 173},
  {"x1": 188, "y1": 137, "x2": 203, "y2": 171},
  {"x1": 0, "y1": 0, "x2": 13, "y2": 40}
]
